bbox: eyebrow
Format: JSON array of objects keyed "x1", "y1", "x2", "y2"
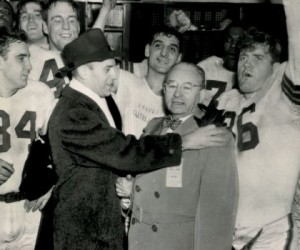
[
  {"x1": 50, "y1": 14, "x2": 77, "y2": 20},
  {"x1": 152, "y1": 40, "x2": 179, "y2": 49},
  {"x1": 166, "y1": 80, "x2": 177, "y2": 83},
  {"x1": 20, "y1": 9, "x2": 42, "y2": 14},
  {"x1": 17, "y1": 53, "x2": 29, "y2": 57}
]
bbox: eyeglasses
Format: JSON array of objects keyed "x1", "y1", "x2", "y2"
[{"x1": 164, "y1": 81, "x2": 201, "y2": 95}]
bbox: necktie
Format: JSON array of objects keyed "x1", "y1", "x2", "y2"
[
  {"x1": 105, "y1": 95, "x2": 122, "y2": 131},
  {"x1": 162, "y1": 116, "x2": 182, "y2": 130}
]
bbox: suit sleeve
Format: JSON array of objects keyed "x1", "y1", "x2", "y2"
[
  {"x1": 58, "y1": 107, "x2": 182, "y2": 173},
  {"x1": 194, "y1": 136, "x2": 238, "y2": 250}
]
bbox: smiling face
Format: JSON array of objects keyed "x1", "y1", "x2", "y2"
[
  {"x1": 0, "y1": 41, "x2": 32, "y2": 92},
  {"x1": 237, "y1": 44, "x2": 274, "y2": 98},
  {"x1": 145, "y1": 33, "x2": 182, "y2": 75},
  {"x1": 19, "y1": 2, "x2": 44, "y2": 44},
  {"x1": 164, "y1": 63, "x2": 204, "y2": 119},
  {"x1": 43, "y1": 1, "x2": 80, "y2": 52}
]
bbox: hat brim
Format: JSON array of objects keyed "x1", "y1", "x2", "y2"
[{"x1": 56, "y1": 50, "x2": 125, "y2": 78}]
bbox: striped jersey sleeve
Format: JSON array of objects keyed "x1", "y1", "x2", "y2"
[{"x1": 282, "y1": 74, "x2": 300, "y2": 105}]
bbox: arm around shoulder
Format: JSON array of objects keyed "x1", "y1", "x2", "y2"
[{"x1": 59, "y1": 107, "x2": 182, "y2": 173}]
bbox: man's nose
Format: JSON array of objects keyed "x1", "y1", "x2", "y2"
[
  {"x1": 174, "y1": 85, "x2": 183, "y2": 96},
  {"x1": 28, "y1": 14, "x2": 35, "y2": 23},
  {"x1": 25, "y1": 59, "x2": 32, "y2": 71},
  {"x1": 110, "y1": 67, "x2": 117, "y2": 79},
  {"x1": 160, "y1": 46, "x2": 168, "y2": 56},
  {"x1": 230, "y1": 41, "x2": 237, "y2": 48},
  {"x1": 62, "y1": 19, "x2": 70, "y2": 30}
]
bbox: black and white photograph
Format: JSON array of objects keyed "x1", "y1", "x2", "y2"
[{"x1": 0, "y1": 0, "x2": 299, "y2": 249}]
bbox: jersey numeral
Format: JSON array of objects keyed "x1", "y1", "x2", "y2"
[
  {"x1": 237, "y1": 103, "x2": 259, "y2": 151},
  {"x1": 206, "y1": 80, "x2": 227, "y2": 102},
  {"x1": 0, "y1": 110, "x2": 36, "y2": 152},
  {"x1": 223, "y1": 103, "x2": 259, "y2": 152},
  {"x1": 0, "y1": 111, "x2": 10, "y2": 152},
  {"x1": 39, "y1": 58, "x2": 66, "y2": 98}
]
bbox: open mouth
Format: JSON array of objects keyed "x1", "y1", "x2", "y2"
[
  {"x1": 172, "y1": 100, "x2": 184, "y2": 106},
  {"x1": 61, "y1": 33, "x2": 72, "y2": 39},
  {"x1": 28, "y1": 27, "x2": 37, "y2": 32},
  {"x1": 157, "y1": 57, "x2": 169, "y2": 65}
]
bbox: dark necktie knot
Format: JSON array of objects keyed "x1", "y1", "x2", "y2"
[{"x1": 163, "y1": 116, "x2": 182, "y2": 130}]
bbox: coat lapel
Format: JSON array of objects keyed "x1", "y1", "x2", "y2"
[{"x1": 62, "y1": 85, "x2": 111, "y2": 126}]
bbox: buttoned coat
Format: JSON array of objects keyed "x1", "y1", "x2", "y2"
[
  {"x1": 128, "y1": 114, "x2": 238, "y2": 250},
  {"x1": 35, "y1": 85, "x2": 182, "y2": 250}
]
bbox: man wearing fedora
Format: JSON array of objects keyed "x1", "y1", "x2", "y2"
[{"x1": 35, "y1": 28, "x2": 211, "y2": 250}]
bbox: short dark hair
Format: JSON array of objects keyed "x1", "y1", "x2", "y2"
[
  {"x1": 147, "y1": 25, "x2": 184, "y2": 53},
  {"x1": 43, "y1": 0, "x2": 80, "y2": 23},
  {"x1": 16, "y1": 0, "x2": 46, "y2": 27},
  {"x1": 240, "y1": 26, "x2": 282, "y2": 63},
  {"x1": 0, "y1": 27, "x2": 27, "y2": 59}
]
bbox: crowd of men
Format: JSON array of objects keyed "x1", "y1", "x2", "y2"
[{"x1": 0, "y1": 0, "x2": 300, "y2": 249}]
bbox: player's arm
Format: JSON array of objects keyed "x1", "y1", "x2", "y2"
[
  {"x1": 92, "y1": 0, "x2": 116, "y2": 31},
  {"x1": 282, "y1": 0, "x2": 300, "y2": 104}
]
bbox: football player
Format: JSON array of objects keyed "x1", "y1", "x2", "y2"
[
  {"x1": 217, "y1": 0, "x2": 300, "y2": 248},
  {"x1": 0, "y1": 28, "x2": 54, "y2": 249}
]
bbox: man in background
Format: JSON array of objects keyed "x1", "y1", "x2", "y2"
[
  {"x1": 17, "y1": 0, "x2": 48, "y2": 49},
  {"x1": 115, "y1": 26, "x2": 183, "y2": 137},
  {"x1": 27, "y1": 0, "x2": 116, "y2": 98},
  {"x1": 0, "y1": 0, "x2": 14, "y2": 30}
]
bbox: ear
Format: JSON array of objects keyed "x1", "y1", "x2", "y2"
[
  {"x1": 198, "y1": 89, "x2": 205, "y2": 104},
  {"x1": 77, "y1": 65, "x2": 88, "y2": 80},
  {"x1": 43, "y1": 21, "x2": 49, "y2": 35},
  {"x1": 272, "y1": 62, "x2": 280, "y2": 71},
  {"x1": 145, "y1": 44, "x2": 150, "y2": 58},
  {"x1": 176, "y1": 53, "x2": 182, "y2": 63}
]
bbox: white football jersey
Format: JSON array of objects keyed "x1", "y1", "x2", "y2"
[
  {"x1": 218, "y1": 62, "x2": 300, "y2": 226},
  {"x1": 115, "y1": 69, "x2": 165, "y2": 138},
  {"x1": 198, "y1": 56, "x2": 235, "y2": 106},
  {"x1": 0, "y1": 80, "x2": 54, "y2": 194},
  {"x1": 29, "y1": 45, "x2": 68, "y2": 98}
]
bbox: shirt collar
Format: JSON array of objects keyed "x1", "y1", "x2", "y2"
[{"x1": 69, "y1": 78, "x2": 116, "y2": 128}]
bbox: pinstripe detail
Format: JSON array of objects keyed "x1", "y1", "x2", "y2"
[
  {"x1": 120, "y1": 60, "x2": 134, "y2": 74},
  {"x1": 282, "y1": 74, "x2": 300, "y2": 105}
]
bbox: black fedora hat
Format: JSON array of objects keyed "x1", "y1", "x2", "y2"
[{"x1": 56, "y1": 28, "x2": 123, "y2": 77}]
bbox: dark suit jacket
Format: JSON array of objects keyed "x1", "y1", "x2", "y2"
[{"x1": 36, "y1": 85, "x2": 182, "y2": 250}]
